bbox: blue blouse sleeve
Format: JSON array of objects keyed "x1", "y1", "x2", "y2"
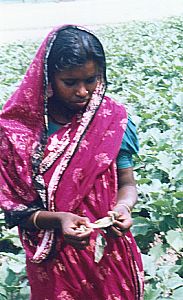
[{"x1": 117, "y1": 117, "x2": 139, "y2": 169}]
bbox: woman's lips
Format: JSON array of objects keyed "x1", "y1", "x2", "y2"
[{"x1": 74, "y1": 99, "x2": 90, "y2": 105}]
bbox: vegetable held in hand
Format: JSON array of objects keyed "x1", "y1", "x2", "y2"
[{"x1": 76, "y1": 212, "x2": 121, "y2": 263}]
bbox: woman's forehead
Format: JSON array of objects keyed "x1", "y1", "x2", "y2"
[{"x1": 55, "y1": 60, "x2": 99, "y2": 79}]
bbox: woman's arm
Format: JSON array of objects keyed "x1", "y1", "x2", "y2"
[
  {"x1": 115, "y1": 167, "x2": 137, "y2": 211},
  {"x1": 108, "y1": 167, "x2": 137, "y2": 237},
  {"x1": 23, "y1": 211, "x2": 93, "y2": 249}
]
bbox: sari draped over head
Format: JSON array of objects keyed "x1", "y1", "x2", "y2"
[{"x1": 0, "y1": 26, "x2": 144, "y2": 300}]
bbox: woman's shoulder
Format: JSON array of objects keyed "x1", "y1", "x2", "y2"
[
  {"x1": 104, "y1": 95, "x2": 126, "y2": 113},
  {"x1": 121, "y1": 117, "x2": 139, "y2": 153}
]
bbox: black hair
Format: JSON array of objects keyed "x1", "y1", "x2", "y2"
[{"x1": 47, "y1": 25, "x2": 106, "y2": 83}]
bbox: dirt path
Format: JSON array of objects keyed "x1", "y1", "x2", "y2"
[{"x1": 0, "y1": 0, "x2": 183, "y2": 43}]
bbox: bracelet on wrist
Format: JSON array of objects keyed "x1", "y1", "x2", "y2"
[
  {"x1": 32, "y1": 210, "x2": 42, "y2": 230},
  {"x1": 116, "y1": 203, "x2": 132, "y2": 214}
]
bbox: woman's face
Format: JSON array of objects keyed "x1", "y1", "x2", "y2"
[{"x1": 52, "y1": 60, "x2": 100, "y2": 113}]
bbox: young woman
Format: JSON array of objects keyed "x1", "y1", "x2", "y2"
[{"x1": 0, "y1": 25, "x2": 144, "y2": 299}]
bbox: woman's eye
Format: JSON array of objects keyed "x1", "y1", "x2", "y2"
[
  {"x1": 85, "y1": 76, "x2": 97, "y2": 84},
  {"x1": 62, "y1": 76, "x2": 97, "y2": 86},
  {"x1": 63, "y1": 80, "x2": 76, "y2": 86}
]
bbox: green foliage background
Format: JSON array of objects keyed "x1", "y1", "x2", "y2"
[{"x1": 0, "y1": 17, "x2": 183, "y2": 299}]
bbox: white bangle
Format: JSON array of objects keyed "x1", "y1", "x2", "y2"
[
  {"x1": 33, "y1": 211, "x2": 42, "y2": 230},
  {"x1": 116, "y1": 203, "x2": 131, "y2": 214}
]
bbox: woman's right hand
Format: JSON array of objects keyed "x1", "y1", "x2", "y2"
[
  {"x1": 56, "y1": 212, "x2": 93, "y2": 249},
  {"x1": 28, "y1": 211, "x2": 93, "y2": 249}
]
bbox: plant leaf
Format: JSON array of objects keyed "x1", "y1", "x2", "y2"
[
  {"x1": 94, "y1": 233, "x2": 107, "y2": 263},
  {"x1": 166, "y1": 230, "x2": 183, "y2": 252}
]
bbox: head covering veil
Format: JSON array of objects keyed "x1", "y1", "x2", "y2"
[
  {"x1": 0, "y1": 26, "x2": 58, "y2": 186},
  {"x1": 0, "y1": 26, "x2": 107, "y2": 262}
]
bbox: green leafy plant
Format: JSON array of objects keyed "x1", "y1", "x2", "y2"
[
  {"x1": 98, "y1": 17, "x2": 183, "y2": 299},
  {"x1": 0, "y1": 213, "x2": 30, "y2": 299}
]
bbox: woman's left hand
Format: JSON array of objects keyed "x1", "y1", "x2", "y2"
[{"x1": 107, "y1": 205, "x2": 133, "y2": 237}]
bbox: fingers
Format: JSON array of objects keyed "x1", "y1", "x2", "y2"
[
  {"x1": 106, "y1": 210, "x2": 133, "y2": 237},
  {"x1": 64, "y1": 226, "x2": 93, "y2": 239},
  {"x1": 107, "y1": 223, "x2": 129, "y2": 238},
  {"x1": 78, "y1": 217, "x2": 91, "y2": 227},
  {"x1": 62, "y1": 218, "x2": 93, "y2": 249},
  {"x1": 70, "y1": 215, "x2": 92, "y2": 231},
  {"x1": 113, "y1": 218, "x2": 133, "y2": 229}
]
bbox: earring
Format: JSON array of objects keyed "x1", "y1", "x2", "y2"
[{"x1": 47, "y1": 83, "x2": 53, "y2": 98}]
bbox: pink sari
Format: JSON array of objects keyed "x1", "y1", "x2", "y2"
[{"x1": 0, "y1": 26, "x2": 144, "y2": 299}]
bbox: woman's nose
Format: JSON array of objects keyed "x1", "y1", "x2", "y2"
[{"x1": 75, "y1": 84, "x2": 88, "y2": 98}]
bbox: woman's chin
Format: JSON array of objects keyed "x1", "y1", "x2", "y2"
[{"x1": 69, "y1": 101, "x2": 89, "y2": 112}]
